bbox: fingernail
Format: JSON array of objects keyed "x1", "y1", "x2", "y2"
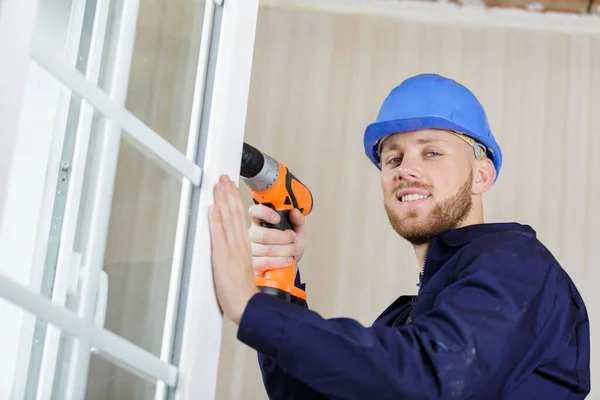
[{"x1": 286, "y1": 257, "x2": 294, "y2": 264}]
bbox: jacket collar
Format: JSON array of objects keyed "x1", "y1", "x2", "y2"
[
  {"x1": 436, "y1": 222, "x2": 536, "y2": 247},
  {"x1": 421, "y1": 222, "x2": 537, "y2": 286}
]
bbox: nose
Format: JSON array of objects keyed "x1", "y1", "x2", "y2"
[{"x1": 395, "y1": 153, "x2": 422, "y2": 182}]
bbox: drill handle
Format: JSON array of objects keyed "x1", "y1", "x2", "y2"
[
  {"x1": 253, "y1": 207, "x2": 306, "y2": 304},
  {"x1": 261, "y1": 209, "x2": 293, "y2": 231}
]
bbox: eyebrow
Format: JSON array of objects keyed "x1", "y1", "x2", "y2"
[
  {"x1": 416, "y1": 138, "x2": 449, "y2": 145},
  {"x1": 381, "y1": 138, "x2": 449, "y2": 154}
]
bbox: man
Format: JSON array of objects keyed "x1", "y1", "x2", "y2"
[{"x1": 208, "y1": 74, "x2": 590, "y2": 399}]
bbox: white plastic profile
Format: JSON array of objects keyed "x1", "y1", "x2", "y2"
[
  {"x1": 35, "y1": 0, "x2": 112, "y2": 397},
  {"x1": 155, "y1": 0, "x2": 219, "y2": 398},
  {"x1": 30, "y1": 43, "x2": 203, "y2": 186},
  {"x1": 173, "y1": 0, "x2": 260, "y2": 398},
  {"x1": 0, "y1": 273, "x2": 178, "y2": 386}
]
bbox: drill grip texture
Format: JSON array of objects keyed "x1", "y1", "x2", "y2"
[{"x1": 262, "y1": 209, "x2": 293, "y2": 231}]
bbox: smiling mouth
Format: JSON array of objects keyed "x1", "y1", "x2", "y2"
[{"x1": 398, "y1": 194, "x2": 431, "y2": 202}]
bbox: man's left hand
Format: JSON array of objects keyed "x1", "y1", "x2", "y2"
[{"x1": 209, "y1": 174, "x2": 259, "y2": 325}]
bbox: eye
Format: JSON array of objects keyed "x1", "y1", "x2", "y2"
[
  {"x1": 425, "y1": 151, "x2": 441, "y2": 157},
  {"x1": 387, "y1": 156, "x2": 403, "y2": 165}
]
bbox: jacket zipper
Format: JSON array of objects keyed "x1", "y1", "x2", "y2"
[{"x1": 406, "y1": 251, "x2": 428, "y2": 325}]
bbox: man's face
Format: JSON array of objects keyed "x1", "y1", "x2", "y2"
[{"x1": 379, "y1": 129, "x2": 475, "y2": 245}]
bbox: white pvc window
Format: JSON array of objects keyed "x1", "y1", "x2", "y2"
[{"x1": 0, "y1": 0, "x2": 259, "y2": 399}]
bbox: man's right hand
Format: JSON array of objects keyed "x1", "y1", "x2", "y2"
[{"x1": 247, "y1": 204, "x2": 306, "y2": 277}]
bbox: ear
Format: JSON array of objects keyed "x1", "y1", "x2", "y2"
[{"x1": 472, "y1": 158, "x2": 495, "y2": 194}]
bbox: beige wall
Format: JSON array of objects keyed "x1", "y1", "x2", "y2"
[{"x1": 216, "y1": 4, "x2": 600, "y2": 399}]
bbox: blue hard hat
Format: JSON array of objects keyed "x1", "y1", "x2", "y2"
[{"x1": 363, "y1": 73, "x2": 502, "y2": 181}]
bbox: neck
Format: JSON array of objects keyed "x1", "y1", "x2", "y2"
[
  {"x1": 412, "y1": 204, "x2": 485, "y2": 270},
  {"x1": 414, "y1": 243, "x2": 430, "y2": 270},
  {"x1": 460, "y1": 209, "x2": 484, "y2": 228},
  {"x1": 461, "y1": 198, "x2": 485, "y2": 227}
]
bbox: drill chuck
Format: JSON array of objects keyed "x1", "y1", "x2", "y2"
[
  {"x1": 240, "y1": 143, "x2": 264, "y2": 178},
  {"x1": 240, "y1": 142, "x2": 280, "y2": 192}
]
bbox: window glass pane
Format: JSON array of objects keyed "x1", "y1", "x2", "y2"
[
  {"x1": 102, "y1": 0, "x2": 207, "y2": 152},
  {"x1": 73, "y1": 135, "x2": 182, "y2": 356},
  {"x1": 31, "y1": 0, "x2": 94, "y2": 66},
  {"x1": 85, "y1": 354, "x2": 156, "y2": 399},
  {"x1": 0, "y1": 293, "x2": 159, "y2": 399},
  {"x1": 49, "y1": 319, "x2": 158, "y2": 399},
  {"x1": 32, "y1": 0, "x2": 207, "y2": 152}
]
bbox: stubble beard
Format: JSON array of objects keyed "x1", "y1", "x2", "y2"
[{"x1": 385, "y1": 172, "x2": 474, "y2": 245}]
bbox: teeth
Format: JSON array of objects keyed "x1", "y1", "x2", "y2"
[{"x1": 401, "y1": 194, "x2": 428, "y2": 202}]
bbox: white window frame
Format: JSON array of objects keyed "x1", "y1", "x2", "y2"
[
  {"x1": 169, "y1": 0, "x2": 259, "y2": 397},
  {"x1": 0, "y1": 0, "x2": 259, "y2": 399},
  {"x1": 36, "y1": 0, "x2": 112, "y2": 396},
  {"x1": 0, "y1": 0, "x2": 45, "y2": 398}
]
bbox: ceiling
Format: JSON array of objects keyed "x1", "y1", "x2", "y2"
[
  {"x1": 264, "y1": 0, "x2": 600, "y2": 18},
  {"x1": 455, "y1": 0, "x2": 598, "y2": 14}
]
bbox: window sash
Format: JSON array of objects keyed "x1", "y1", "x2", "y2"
[{"x1": 0, "y1": 0, "x2": 260, "y2": 398}]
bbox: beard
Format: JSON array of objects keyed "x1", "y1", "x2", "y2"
[{"x1": 384, "y1": 171, "x2": 473, "y2": 245}]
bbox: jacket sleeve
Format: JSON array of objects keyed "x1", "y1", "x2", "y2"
[
  {"x1": 238, "y1": 250, "x2": 573, "y2": 400},
  {"x1": 255, "y1": 270, "x2": 327, "y2": 400}
]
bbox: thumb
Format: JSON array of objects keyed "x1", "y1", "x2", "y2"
[{"x1": 289, "y1": 208, "x2": 306, "y2": 233}]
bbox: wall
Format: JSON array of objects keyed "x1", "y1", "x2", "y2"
[{"x1": 215, "y1": 3, "x2": 600, "y2": 398}]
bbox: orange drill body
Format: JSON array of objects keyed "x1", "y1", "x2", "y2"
[
  {"x1": 240, "y1": 143, "x2": 313, "y2": 305},
  {"x1": 248, "y1": 160, "x2": 313, "y2": 215}
]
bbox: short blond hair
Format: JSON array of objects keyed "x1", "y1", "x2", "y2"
[{"x1": 376, "y1": 131, "x2": 488, "y2": 161}]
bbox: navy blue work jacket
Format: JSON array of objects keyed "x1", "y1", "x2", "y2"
[{"x1": 237, "y1": 223, "x2": 590, "y2": 399}]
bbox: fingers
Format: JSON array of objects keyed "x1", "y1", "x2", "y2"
[
  {"x1": 289, "y1": 208, "x2": 306, "y2": 233},
  {"x1": 251, "y1": 241, "x2": 296, "y2": 257},
  {"x1": 213, "y1": 176, "x2": 232, "y2": 240},
  {"x1": 249, "y1": 204, "x2": 279, "y2": 226},
  {"x1": 209, "y1": 204, "x2": 227, "y2": 255},
  {"x1": 214, "y1": 175, "x2": 250, "y2": 250},
  {"x1": 253, "y1": 256, "x2": 293, "y2": 276},
  {"x1": 224, "y1": 178, "x2": 248, "y2": 245},
  {"x1": 248, "y1": 225, "x2": 295, "y2": 245}
]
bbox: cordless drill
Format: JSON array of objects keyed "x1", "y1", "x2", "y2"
[{"x1": 240, "y1": 142, "x2": 313, "y2": 306}]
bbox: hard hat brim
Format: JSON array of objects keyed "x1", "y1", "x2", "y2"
[{"x1": 363, "y1": 116, "x2": 501, "y2": 181}]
